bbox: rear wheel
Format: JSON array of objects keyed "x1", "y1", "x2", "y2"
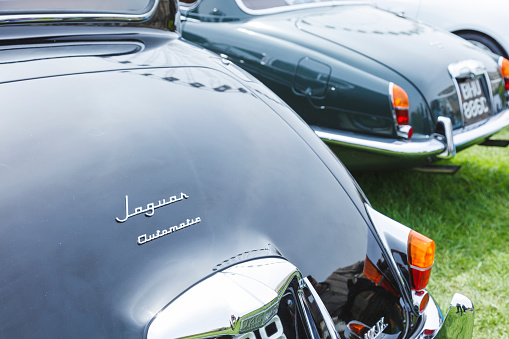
[{"x1": 456, "y1": 31, "x2": 507, "y2": 58}]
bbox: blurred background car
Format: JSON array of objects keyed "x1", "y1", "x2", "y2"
[
  {"x1": 0, "y1": 0, "x2": 474, "y2": 338},
  {"x1": 374, "y1": 0, "x2": 509, "y2": 58},
  {"x1": 180, "y1": 0, "x2": 509, "y2": 171}
]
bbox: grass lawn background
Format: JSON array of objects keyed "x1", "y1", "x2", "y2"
[{"x1": 352, "y1": 126, "x2": 509, "y2": 339}]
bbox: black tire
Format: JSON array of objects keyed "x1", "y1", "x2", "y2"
[{"x1": 456, "y1": 31, "x2": 507, "y2": 58}]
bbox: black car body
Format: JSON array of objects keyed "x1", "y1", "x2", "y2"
[{"x1": 0, "y1": 1, "x2": 473, "y2": 338}]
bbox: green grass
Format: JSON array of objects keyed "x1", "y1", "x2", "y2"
[{"x1": 352, "y1": 127, "x2": 509, "y2": 339}]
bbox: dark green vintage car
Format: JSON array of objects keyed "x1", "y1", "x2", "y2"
[{"x1": 179, "y1": 0, "x2": 509, "y2": 170}]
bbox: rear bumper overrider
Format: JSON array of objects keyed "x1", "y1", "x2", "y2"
[
  {"x1": 312, "y1": 108, "x2": 509, "y2": 160},
  {"x1": 418, "y1": 293, "x2": 474, "y2": 339}
]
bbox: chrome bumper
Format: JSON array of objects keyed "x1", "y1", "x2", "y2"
[
  {"x1": 453, "y1": 108, "x2": 509, "y2": 148},
  {"x1": 418, "y1": 293, "x2": 474, "y2": 339},
  {"x1": 311, "y1": 108, "x2": 509, "y2": 160},
  {"x1": 312, "y1": 125, "x2": 446, "y2": 159}
]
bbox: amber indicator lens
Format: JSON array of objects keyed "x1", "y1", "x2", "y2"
[
  {"x1": 392, "y1": 84, "x2": 410, "y2": 125},
  {"x1": 408, "y1": 230, "x2": 435, "y2": 290},
  {"x1": 499, "y1": 57, "x2": 509, "y2": 91},
  {"x1": 408, "y1": 230, "x2": 435, "y2": 269}
]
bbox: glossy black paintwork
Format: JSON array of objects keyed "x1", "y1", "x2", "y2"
[{"x1": 0, "y1": 16, "x2": 419, "y2": 337}]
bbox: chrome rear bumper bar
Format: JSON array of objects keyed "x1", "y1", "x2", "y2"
[
  {"x1": 311, "y1": 108, "x2": 509, "y2": 160},
  {"x1": 453, "y1": 108, "x2": 509, "y2": 148},
  {"x1": 312, "y1": 125, "x2": 446, "y2": 158}
]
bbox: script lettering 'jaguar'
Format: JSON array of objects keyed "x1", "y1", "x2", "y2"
[{"x1": 115, "y1": 193, "x2": 188, "y2": 223}]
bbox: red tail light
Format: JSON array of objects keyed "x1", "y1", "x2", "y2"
[
  {"x1": 392, "y1": 83, "x2": 409, "y2": 124},
  {"x1": 499, "y1": 57, "x2": 509, "y2": 91},
  {"x1": 408, "y1": 230, "x2": 435, "y2": 290},
  {"x1": 390, "y1": 83, "x2": 413, "y2": 139}
]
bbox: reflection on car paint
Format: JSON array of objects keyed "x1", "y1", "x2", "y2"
[{"x1": 309, "y1": 260, "x2": 405, "y2": 338}]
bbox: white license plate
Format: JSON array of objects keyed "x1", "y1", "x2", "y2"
[{"x1": 458, "y1": 77, "x2": 491, "y2": 125}]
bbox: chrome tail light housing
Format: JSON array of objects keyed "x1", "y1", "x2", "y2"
[{"x1": 146, "y1": 258, "x2": 339, "y2": 339}]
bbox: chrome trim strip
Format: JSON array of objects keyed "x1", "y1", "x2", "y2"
[
  {"x1": 302, "y1": 277, "x2": 341, "y2": 339},
  {"x1": 297, "y1": 291, "x2": 322, "y2": 338},
  {"x1": 409, "y1": 263, "x2": 433, "y2": 272},
  {"x1": 0, "y1": 41, "x2": 145, "y2": 51},
  {"x1": 235, "y1": 0, "x2": 373, "y2": 16},
  {"x1": 0, "y1": 0, "x2": 159, "y2": 24},
  {"x1": 416, "y1": 293, "x2": 442, "y2": 338},
  {"x1": 412, "y1": 290, "x2": 429, "y2": 315},
  {"x1": 453, "y1": 108, "x2": 509, "y2": 148},
  {"x1": 311, "y1": 125, "x2": 446, "y2": 158},
  {"x1": 364, "y1": 205, "x2": 413, "y2": 308}
]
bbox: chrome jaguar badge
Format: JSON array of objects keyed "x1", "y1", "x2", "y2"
[{"x1": 115, "y1": 192, "x2": 188, "y2": 223}]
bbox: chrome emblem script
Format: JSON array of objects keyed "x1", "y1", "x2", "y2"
[
  {"x1": 364, "y1": 317, "x2": 388, "y2": 339},
  {"x1": 115, "y1": 192, "x2": 188, "y2": 223},
  {"x1": 137, "y1": 217, "x2": 201, "y2": 245}
]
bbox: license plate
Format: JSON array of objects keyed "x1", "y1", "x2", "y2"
[{"x1": 457, "y1": 77, "x2": 491, "y2": 125}]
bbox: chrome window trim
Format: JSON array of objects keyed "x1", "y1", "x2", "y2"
[
  {"x1": 235, "y1": 0, "x2": 373, "y2": 16},
  {"x1": 0, "y1": 0, "x2": 159, "y2": 24},
  {"x1": 0, "y1": 41, "x2": 145, "y2": 53}
]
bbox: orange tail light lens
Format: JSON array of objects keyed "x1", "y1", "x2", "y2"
[
  {"x1": 408, "y1": 230, "x2": 435, "y2": 290},
  {"x1": 499, "y1": 57, "x2": 509, "y2": 91},
  {"x1": 392, "y1": 83, "x2": 410, "y2": 125}
]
